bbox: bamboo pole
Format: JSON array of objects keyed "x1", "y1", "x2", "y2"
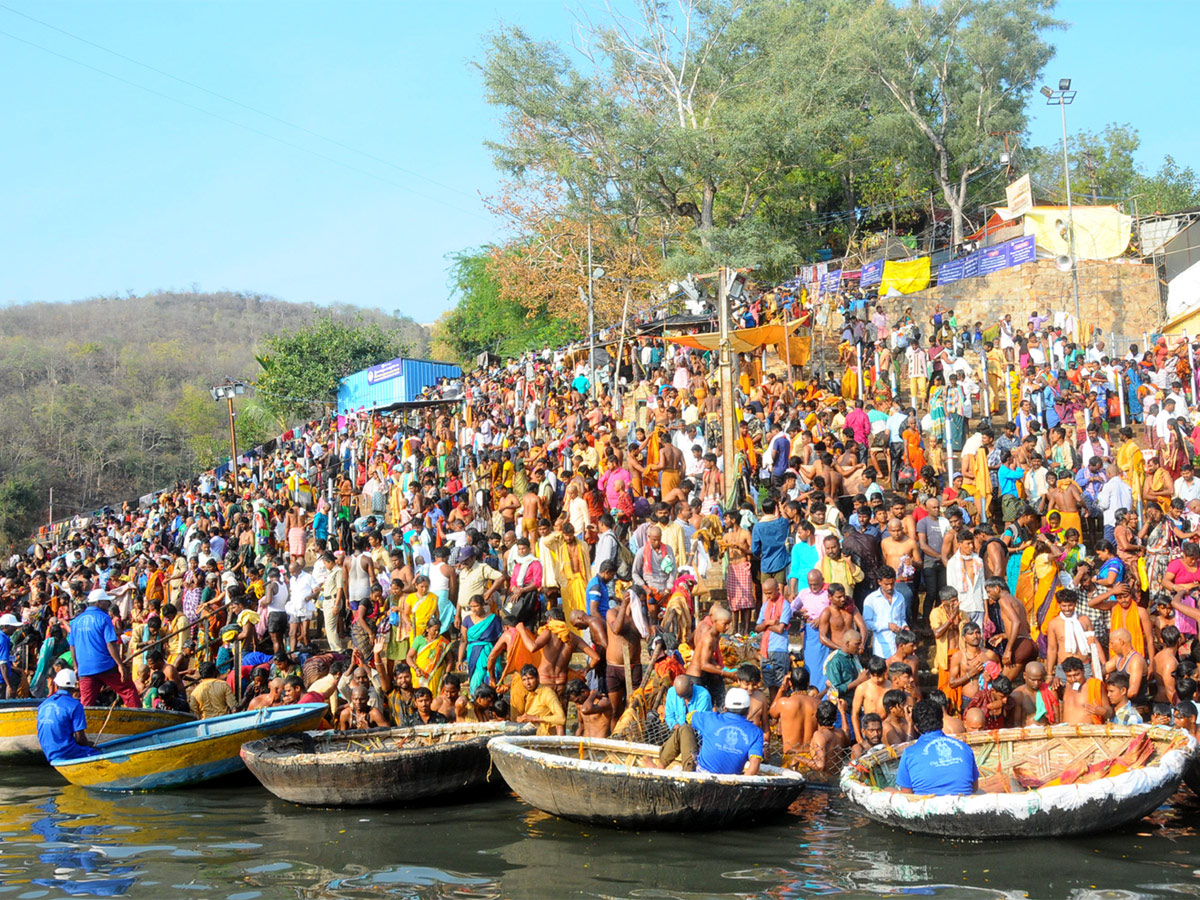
[{"x1": 122, "y1": 599, "x2": 234, "y2": 664}]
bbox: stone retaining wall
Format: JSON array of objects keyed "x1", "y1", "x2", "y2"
[{"x1": 880, "y1": 259, "x2": 1162, "y2": 341}]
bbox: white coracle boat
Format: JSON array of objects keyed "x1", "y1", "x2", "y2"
[{"x1": 840, "y1": 724, "x2": 1197, "y2": 839}]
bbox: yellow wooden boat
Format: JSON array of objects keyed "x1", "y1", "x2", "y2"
[
  {"x1": 0, "y1": 700, "x2": 193, "y2": 764},
  {"x1": 51, "y1": 703, "x2": 328, "y2": 791}
]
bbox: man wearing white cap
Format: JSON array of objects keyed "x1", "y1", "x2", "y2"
[
  {"x1": 0, "y1": 613, "x2": 20, "y2": 699},
  {"x1": 653, "y1": 686, "x2": 763, "y2": 776},
  {"x1": 68, "y1": 589, "x2": 139, "y2": 708},
  {"x1": 35, "y1": 669, "x2": 98, "y2": 763}
]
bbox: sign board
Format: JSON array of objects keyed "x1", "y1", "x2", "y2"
[
  {"x1": 819, "y1": 269, "x2": 842, "y2": 296},
  {"x1": 1005, "y1": 173, "x2": 1033, "y2": 219},
  {"x1": 937, "y1": 259, "x2": 966, "y2": 286},
  {"x1": 366, "y1": 358, "x2": 403, "y2": 385},
  {"x1": 860, "y1": 259, "x2": 885, "y2": 287},
  {"x1": 979, "y1": 244, "x2": 1010, "y2": 276},
  {"x1": 1008, "y1": 234, "x2": 1037, "y2": 266}
]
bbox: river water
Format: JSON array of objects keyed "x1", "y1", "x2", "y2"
[{"x1": 2, "y1": 769, "x2": 1200, "y2": 900}]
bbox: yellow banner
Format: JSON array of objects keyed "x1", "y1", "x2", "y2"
[
  {"x1": 880, "y1": 256, "x2": 931, "y2": 295},
  {"x1": 1022, "y1": 205, "x2": 1131, "y2": 260}
]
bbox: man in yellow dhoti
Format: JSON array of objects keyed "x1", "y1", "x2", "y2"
[
  {"x1": 541, "y1": 522, "x2": 590, "y2": 620},
  {"x1": 1116, "y1": 426, "x2": 1145, "y2": 502}
]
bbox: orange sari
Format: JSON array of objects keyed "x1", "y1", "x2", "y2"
[{"x1": 902, "y1": 428, "x2": 925, "y2": 473}]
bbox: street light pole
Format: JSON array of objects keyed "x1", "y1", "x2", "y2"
[
  {"x1": 587, "y1": 223, "x2": 596, "y2": 402},
  {"x1": 1043, "y1": 79, "x2": 1081, "y2": 341},
  {"x1": 226, "y1": 394, "x2": 238, "y2": 491},
  {"x1": 211, "y1": 380, "x2": 247, "y2": 491}
]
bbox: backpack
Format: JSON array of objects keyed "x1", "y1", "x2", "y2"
[{"x1": 615, "y1": 541, "x2": 635, "y2": 582}]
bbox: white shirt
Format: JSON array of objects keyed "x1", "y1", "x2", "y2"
[
  {"x1": 287, "y1": 571, "x2": 318, "y2": 617},
  {"x1": 946, "y1": 551, "x2": 985, "y2": 615},
  {"x1": 1097, "y1": 477, "x2": 1133, "y2": 527},
  {"x1": 1176, "y1": 477, "x2": 1200, "y2": 503}
]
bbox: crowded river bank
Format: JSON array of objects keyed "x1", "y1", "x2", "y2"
[{"x1": 2, "y1": 769, "x2": 1200, "y2": 900}]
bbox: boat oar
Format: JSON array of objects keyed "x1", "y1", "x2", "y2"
[{"x1": 93, "y1": 698, "x2": 120, "y2": 742}]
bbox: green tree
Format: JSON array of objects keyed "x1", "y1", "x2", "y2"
[
  {"x1": 0, "y1": 468, "x2": 44, "y2": 553},
  {"x1": 435, "y1": 250, "x2": 579, "y2": 364},
  {"x1": 479, "y1": 0, "x2": 837, "y2": 271},
  {"x1": 1137, "y1": 156, "x2": 1200, "y2": 216},
  {"x1": 1024, "y1": 123, "x2": 1200, "y2": 215},
  {"x1": 256, "y1": 318, "x2": 410, "y2": 423},
  {"x1": 855, "y1": 0, "x2": 1062, "y2": 244}
]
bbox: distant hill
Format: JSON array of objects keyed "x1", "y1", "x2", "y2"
[{"x1": 0, "y1": 291, "x2": 428, "y2": 547}]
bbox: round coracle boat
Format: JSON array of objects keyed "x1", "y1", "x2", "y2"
[
  {"x1": 241, "y1": 721, "x2": 533, "y2": 806},
  {"x1": 488, "y1": 734, "x2": 805, "y2": 830},
  {"x1": 840, "y1": 724, "x2": 1197, "y2": 839}
]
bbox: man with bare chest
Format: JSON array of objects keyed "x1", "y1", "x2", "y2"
[
  {"x1": 516, "y1": 608, "x2": 600, "y2": 701},
  {"x1": 770, "y1": 666, "x2": 820, "y2": 753},
  {"x1": 605, "y1": 589, "x2": 644, "y2": 717},
  {"x1": 880, "y1": 518, "x2": 920, "y2": 622},
  {"x1": 948, "y1": 622, "x2": 999, "y2": 712},
  {"x1": 687, "y1": 603, "x2": 732, "y2": 708}
]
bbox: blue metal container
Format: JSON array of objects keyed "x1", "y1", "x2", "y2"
[{"x1": 337, "y1": 357, "x2": 461, "y2": 415}]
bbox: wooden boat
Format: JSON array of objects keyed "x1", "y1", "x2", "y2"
[
  {"x1": 1185, "y1": 758, "x2": 1200, "y2": 796},
  {"x1": 841, "y1": 724, "x2": 1197, "y2": 839},
  {"x1": 50, "y1": 703, "x2": 328, "y2": 791},
  {"x1": 0, "y1": 700, "x2": 193, "y2": 764},
  {"x1": 487, "y1": 735, "x2": 806, "y2": 830},
  {"x1": 240, "y1": 721, "x2": 534, "y2": 806}
]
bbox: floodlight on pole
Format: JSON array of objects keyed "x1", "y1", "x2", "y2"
[
  {"x1": 210, "y1": 379, "x2": 249, "y2": 489},
  {"x1": 1043, "y1": 80, "x2": 1081, "y2": 340}
]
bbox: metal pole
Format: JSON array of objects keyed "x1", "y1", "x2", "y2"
[
  {"x1": 782, "y1": 298, "x2": 793, "y2": 380},
  {"x1": 587, "y1": 224, "x2": 596, "y2": 402},
  {"x1": 48, "y1": 487, "x2": 53, "y2": 527},
  {"x1": 1004, "y1": 363, "x2": 1013, "y2": 422},
  {"x1": 945, "y1": 398, "x2": 954, "y2": 482},
  {"x1": 1116, "y1": 364, "x2": 1126, "y2": 428},
  {"x1": 227, "y1": 396, "x2": 238, "y2": 491},
  {"x1": 1059, "y1": 97, "x2": 1083, "y2": 341},
  {"x1": 979, "y1": 350, "x2": 990, "y2": 423},
  {"x1": 856, "y1": 342, "x2": 865, "y2": 401},
  {"x1": 1183, "y1": 333, "x2": 1196, "y2": 412},
  {"x1": 718, "y1": 267, "x2": 737, "y2": 498},
  {"x1": 613, "y1": 287, "x2": 632, "y2": 419}
]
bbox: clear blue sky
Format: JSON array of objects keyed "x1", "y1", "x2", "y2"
[{"x1": 0, "y1": 0, "x2": 1194, "y2": 319}]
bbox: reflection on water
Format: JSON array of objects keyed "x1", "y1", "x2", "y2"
[{"x1": 0, "y1": 770, "x2": 1198, "y2": 899}]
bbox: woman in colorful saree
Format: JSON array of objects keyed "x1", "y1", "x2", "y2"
[
  {"x1": 458, "y1": 594, "x2": 502, "y2": 697},
  {"x1": 408, "y1": 617, "x2": 451, "y2": 696}
]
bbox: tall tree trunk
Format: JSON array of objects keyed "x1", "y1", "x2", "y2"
[{"x1": 697, "y1": 178, "x2": 717, "y2": 250}]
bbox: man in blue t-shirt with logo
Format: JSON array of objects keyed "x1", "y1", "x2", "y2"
[
  {"x1": 69, "y1": 589, "x2": 140, "y2": 708},
  {"x1": 655, "y1": 687, "x2": 763, "y2": 776},
  {"x1": 0, "y1": 613, "x2": 20, "y2": 698},
  {"x1": 36, "y1": 669, "x2": 98, "y2": 763},
  {"x1": 893, "y1": 699, "x2": 979, "y2": 796},
  {"x1": 586, "y1": 562, "x2": 616, "y2": 618}
]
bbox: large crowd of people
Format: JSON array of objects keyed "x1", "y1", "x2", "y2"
[{"x1": 4, "y1": 287, "x2": 1200, "y2": 787}]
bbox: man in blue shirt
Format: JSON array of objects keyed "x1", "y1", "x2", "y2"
[
  {"x1": 36, "y1": 669, "x2": 98, "y2": 763},
  {"x1": 750, "y1": 499, "x2": 791, "y2": 581},
  {"x1": 0, "y1": 613, "x2": 19, "y2": 699},
  {"x1": 767, "y1": 427, "x2": 791, "y2": 488},
  {"x1": 663, "y1": 674, "x2": 712, "y2": 728},
  {"x1": 70, "y1": 590, "x2": 140, "y2": 708},
  {"x1": 894, "y1": 699, "x2": 979, "y2": 796},
  {"x1": 655, "y1": 687, "x2": 763, "y2": 775},
  {"x1": 586, "y1": 562, "x2": 616, "y2": 618}
]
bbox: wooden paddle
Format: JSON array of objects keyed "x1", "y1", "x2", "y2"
[{"x1": 93, "y1": 698, "x2": 120, "y2": 741}]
